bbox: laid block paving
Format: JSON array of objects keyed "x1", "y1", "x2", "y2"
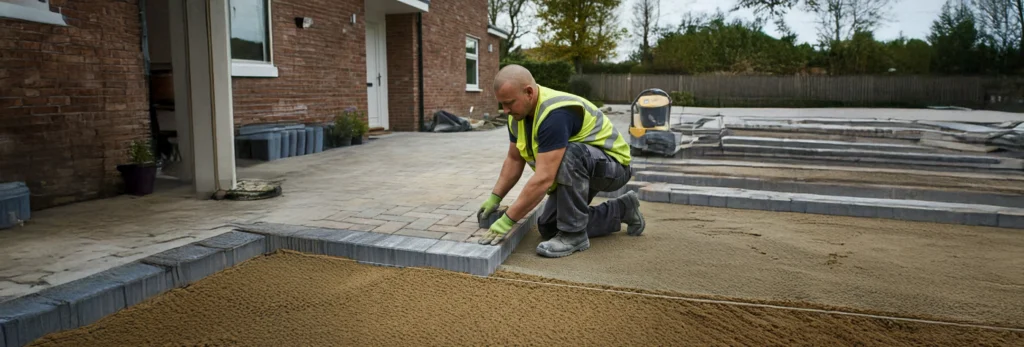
[{"x1": 641, "y1": 183, "x2": 1024, "y2": 229}]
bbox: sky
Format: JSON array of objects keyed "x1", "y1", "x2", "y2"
[{"x1": 502, "y1": 0, "x2": 948, "y2": 62}]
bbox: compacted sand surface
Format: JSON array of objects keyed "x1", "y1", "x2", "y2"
[
  {"x1": 29, "y1": 250, "x2": 1022, "y2": 347},
  {"x1": 501, "y1": 200, "x2": 1024, "y2": 328}
]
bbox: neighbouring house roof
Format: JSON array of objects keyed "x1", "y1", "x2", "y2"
[{"x1": 487, "y1": 24, "x2": 509, "y2": 40}]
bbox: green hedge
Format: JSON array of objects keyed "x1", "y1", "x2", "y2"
[{"x1": 500, "y1": 59, "x2": 574, "y2": 91}]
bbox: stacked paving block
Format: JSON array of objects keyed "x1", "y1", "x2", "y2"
[
  {"x1": 234, "y1": 123, "x2": 330, "y2": 162},
  {"x1": 0, "y1": 182, "x2": 30, "y2": 230}
]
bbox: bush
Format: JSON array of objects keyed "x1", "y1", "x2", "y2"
[
  {"x1": 669, "y1": 91, "x2": 695, "y2": 106},
  {"x1": 501, "y1": 59, "x2": 574, "y2": 91},
  {"x1": 568, "y1": 77, "x2": 592, "y2": 99}
]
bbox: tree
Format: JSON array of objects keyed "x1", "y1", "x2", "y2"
[
  {"x1": 650, "y1": 11, "x2": 810, "y2": 74},
  {"x1": 805, "y1": 0, "x2": 895, "y2": 47},
  {"x1": 976, "y1": 0, "x2": 1020, "y2": 51},
  {"x1": 489, "y1": 0, "x2": 536, "y2": 61},
  {"x1": 928, "y1": 0, "x2": 981, "y2": 74},
  {"x1": 488, "y1": 0, "x2": 504, "y2": 25},
  {"x1": 731, "y1": 0, "x2": 804, "y2": 18},
  {"x1": 631, "y1": 0, "x2": 661, "y2": 66},
  {"x1": 534, "y1": 0, "x2": 628, "y2": 73}
]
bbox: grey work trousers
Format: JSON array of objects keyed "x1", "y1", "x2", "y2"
[{"x1": 537, "y1": 142, "x2": 633, "y2": 238}]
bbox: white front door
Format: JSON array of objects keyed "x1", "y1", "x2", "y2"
[{"x1": 365, "y1": 20, "x2": 389, "y2": 129}]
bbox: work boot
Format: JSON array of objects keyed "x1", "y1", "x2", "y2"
[
  {"x1": 536, "y1": 231, "x2": 590, "y2": 258},
  {"x1": 620, "y1": 191, "x2": 646, "y2": 236}
]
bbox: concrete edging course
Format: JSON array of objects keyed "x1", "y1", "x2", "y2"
[{"x1": 0, "y1": 210, "x2": 537, "y2": 347}]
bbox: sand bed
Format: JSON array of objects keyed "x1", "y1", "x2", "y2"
[
  {"x1": 501, "y1": 200, "x2": 1024, "y2": 328},
  {"x1": 649, "y1": 165, "x2": 1024, "y2": 194},
  {"x1": 28, "y1": 250, "x2": 1022, "y2": 346}
]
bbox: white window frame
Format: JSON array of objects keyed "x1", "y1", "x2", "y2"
[
  {"x1": 466, "y1": 35, "x2": 480, "y2": 92},
  {"x1": 0, "y1": 0, "x2": 67, "y2": 26},
  {"x1": 229, "y1": 0, "x2": 278, "y2": 77}
]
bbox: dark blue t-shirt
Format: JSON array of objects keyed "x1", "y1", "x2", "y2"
[{"x1": 508, "y1": 106, "x2": 583, "y2": 153}]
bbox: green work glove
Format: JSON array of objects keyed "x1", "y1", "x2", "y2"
[
  {"x1": 478, "y1": 193, "x2": 502, "y2": 219},
  {"x1": 479, "y1": 213, "x2": 516, "y2": 245}
]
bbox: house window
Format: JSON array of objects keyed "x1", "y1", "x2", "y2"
[
  {"x1": 466, "y1": 36, "x2": 480, "y2": 91},
  {"x1": 229, "y1": 0, "x2": 278, "y2": 77}
]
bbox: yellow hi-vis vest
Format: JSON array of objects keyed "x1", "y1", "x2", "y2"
[{"x1": 507, "y1": 85, "x2": 632, "y2": 174}]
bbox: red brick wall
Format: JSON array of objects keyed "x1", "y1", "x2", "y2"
[
  {"x1": 231, "y1": 0, "x2": 368, "y2": 128},
  {"x1": 384, "y1": 14, "x2": 419, "y2": 132},
  {"x1": 0, "y1": 0, "x2": 150, "y2": 210},
  {"x1": 420, "y1": 0, "x2": 501, "y2": 123}
]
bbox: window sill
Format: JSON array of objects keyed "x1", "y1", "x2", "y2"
[
  {"x1": 0, "y1": 3, "x2": 67, "y2": 26},
  {"x1": 466, "y1": 87, "x2": 482, "y2": 93},
  {"x1": 232, "y1": 61, "x2": 279, "y2": 78}
]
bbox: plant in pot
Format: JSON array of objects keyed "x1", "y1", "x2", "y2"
[
  {"x1": 117, "y1": 139, "x2": 159, "y2": 196},
  {"x1": 351, "y1": 111, "x2": 369, "y2": 145},
  {"x1": 332, "y1": 110, "x2": 355, "y2": 146}
]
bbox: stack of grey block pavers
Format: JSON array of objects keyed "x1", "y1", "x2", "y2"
[{"x1": 235, "y1": 123, "x2": 327, "y2": 161}]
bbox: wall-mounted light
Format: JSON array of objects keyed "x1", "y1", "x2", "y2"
[
  {"x1": 488, "y1": 44, "x2": 493, "y2": 52},
  {"x1": 351, "y1": 14, "x2": 357, "y2": 25},
  {"x1": 295, "y1": 17, "x2": 313, "y2": 28}
]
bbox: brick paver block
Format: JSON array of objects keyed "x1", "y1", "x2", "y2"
[
  {"x1": 394, "y1": 229, "x2": 446, "y2": 240},
  {"x1": 324, "y1": 210, "x2": 356, "y2": 221},
  {"x1": 386, "y1": 206, "x2": 416, "y2": 215},
  {"x1": 428, "y1": 224, "x2": 479, "y2": 234},
  {"x1": 435, "y1": 215, "x2": 465, "y2": 226},
  {"x1": 403, "y1": 212, "x2": 447, "y2": 220},
  {"x1": 375, "y1": 215, "x2": 418, "y2": 223},
  {"x1": 342, "y1": 217, "x2": 387, "y2": 226},
  {"x1": 373, "y1": 221, "x2": 408, "y2": 234},
  {"x1": 301, "y1": 220, "x2": 355, "y2": 230},
  {"x1": 355, "y1": 208, "x2": 389, "y2": 219},
  {"x1": 440, "y1": 232, "x2": 472, "y2": 242},
  {"x1": 347, "y1": 224, "x2": 377, "y2": 232},
  {"x1": 407, "y1": 218, "x2": 440, "y2": 230}
]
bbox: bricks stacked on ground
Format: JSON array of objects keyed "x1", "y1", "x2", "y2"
[
  {"x1": 0, "y1": 1, "x2": 151, "y2": 210},
  {"x1": 386, "y1": 0, "x2": 503, "y2": 131},
  {"x1": 231, "y1": 0, "x2": 367, "y2": 128}
]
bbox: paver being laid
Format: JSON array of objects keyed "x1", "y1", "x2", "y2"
[{"x1": 0, "y1": 129, "x2": 534, "y2": 303}]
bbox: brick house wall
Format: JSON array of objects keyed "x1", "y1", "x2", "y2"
[
  {"x1": 231, "y1": 0, "x2": 368, "y2": 128},
  {"x1": 384, "y1": 14, "x2": 419, "y2": 132},
  {"x1": 0, "y1": 0, "x2": 150, "y2": 210},
  {"x1": 422, "y1": 0, "x2": 501, "y2": 122},
  {"x1": 386, "y1": 0, "x2": 501, "y2": 131}
]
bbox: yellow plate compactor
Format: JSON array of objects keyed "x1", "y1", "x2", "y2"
[{"x1": 627, "y1": 88, "x2": 684, "y2": 157}]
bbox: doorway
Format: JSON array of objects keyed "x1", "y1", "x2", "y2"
[{"x1": 365, "y1": 19, "x2": 389, "y2": 129}]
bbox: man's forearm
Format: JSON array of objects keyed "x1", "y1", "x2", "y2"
[
  {"x1": 505, "y1": 173, "x2": 552, "y2": 221},
  {"x1": 492, "y1": 156, "x2": 524, "y2": 198}
]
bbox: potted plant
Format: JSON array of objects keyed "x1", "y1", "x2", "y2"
[
  {"x1": 117, "y1": 139, "x2": 159, "y2": 196},
  {"x1": 332, "y1": 110, "x2": 355, "y2": 146},
  {"x1": 351, "y1": 111, "x2": 369, "y2": 145}
]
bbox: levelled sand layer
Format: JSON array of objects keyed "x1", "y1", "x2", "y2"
[
  {"x1": 30, "y1": 251, "x2": 1022, "y2": 347},
  {"x1": 501, "y1": 200, "x2": 1024, "y2": 328},
  {"x1": 649, "y1": 165, "x2": 1024, "y2": 194}
]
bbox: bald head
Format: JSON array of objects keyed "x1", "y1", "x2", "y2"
[
  {"x1": 493, "y1": 64, "x2": 540, "y2": 121},
  {"x1": 493, "y1": 64, "x2": 536, "y2": 91}
]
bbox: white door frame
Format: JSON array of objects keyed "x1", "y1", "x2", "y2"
[
  {"x1": 168, "y1": 0, "x2": 237, "y2": 197},
  {"x1": 365, "y1": 18, "x2": 389, "y2": 130}
]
